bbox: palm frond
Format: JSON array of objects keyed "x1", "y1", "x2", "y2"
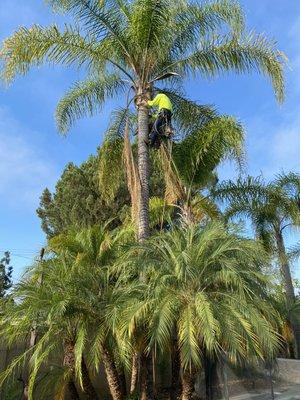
[
  {"x1": 1, "y1": 25, "x2": 102, "y2": 83},
  {"x1": 173, "y1": 116, "x2": 245, "y2": 188},
  {"x1": 56, "y1": 74, "x2": 126, "y2": 133},
  {"x1": 172, "y1": 32, "x2": 286, "y2": 102},
  {"x1": 159, "y1": 88, "x2": 216, "y2": 137}
]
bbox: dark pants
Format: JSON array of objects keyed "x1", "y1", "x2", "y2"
[{"x1": 150, "y1": 109, "x2": 172, "y2": 148}]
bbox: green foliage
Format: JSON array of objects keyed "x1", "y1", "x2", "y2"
[
  {"x1": 56, "y1": 73, "x2": 126, "y2": 134},
  {"x1": 119, "y1": 222, "x2": 281, "y2": 370},
  {"x1": 0, "y1": 379, "x2": 22, "y2": 400},
  {"x1": 0, "y1": 1, "x2": 291, "y2": 396},
  {"x1": 173, "y1": 115, "x2": 245, "y2": 189},
  {"x1": 213, "y1": 173, "x2": 300, "y2": 248},
  {"x1": 36, "y1": 153, "x2": 131, "y2": 237},
  {"x1": 0, "y1": 252, "x2": 13, "y2": 298},
  {"x1": 1, "y1": 0, "x2": 286, "y2": 134},
  {"x1": 0, "y1": 225, "x2": 134, "y2": 399}
]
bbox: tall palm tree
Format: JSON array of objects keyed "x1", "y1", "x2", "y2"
[
  {"x1": 121, "y1": 222, "x2": 281, "y2": 400},
  {"x1": 213, "y1": 172, "x2": 300, "y2": 358},
  {"x1": 99, "y1": 107, "x2": 244, "y2": 229},
  {"x1": 1, "y1": 0, "x2": 285, "y2": 240}
]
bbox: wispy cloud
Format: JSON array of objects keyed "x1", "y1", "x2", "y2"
[{"x1": 0, "y1": 107, "x2": 59, "y2": 209}]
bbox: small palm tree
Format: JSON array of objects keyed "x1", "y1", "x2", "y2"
[
  {"x1": 121, "y1": 222, "x2": 281, "y2": 400},
  {"x1": 0, "y1": 259, "x2": 89, "y2": 400},
  {"x1": 0, "y1": 225, "x2": 132, "y2": 400},
  {"x1": 159, "y1": 114, "x2": 245, "y2": 225},
  {"x1": 213, "y1": 172, "x2": 300, "y2": 358},
  {"x1": 1, "y1": 0, "x2": 286, "y2": 240}
]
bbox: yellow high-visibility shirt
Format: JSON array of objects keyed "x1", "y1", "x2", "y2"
[{"x1": 147, "y1": 94, "x2": 173, "y2": 112}]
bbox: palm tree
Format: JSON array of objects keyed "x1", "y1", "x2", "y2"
[
  {"x1": 120, "y1": 222, "x2": 282, "y2": 400},
  {"x1": 99, "y1": 106, "x2": 244, "y2": 230},
  {"x1": 0, "y1": 260, "x2": 84, "y2": 400},
  {"x1": 1, "y1": 0, "x2": 285, "y2": 240},
  {"x1": 0, "y1": 225, "x2": 132, "y2": 400},
  {"x1": 213, "y1": 172, "x2": 300, "y2": 358},
  {"x1": 159, "y1": 114, "x2": 245, "y2": 225},
  {"x1": 48, "y1": 225, "x2": 133, "y2": 400}
]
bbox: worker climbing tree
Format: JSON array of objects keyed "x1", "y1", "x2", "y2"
[{"x1": 147, "y1": 91, "x2": 173, "y2": 149}]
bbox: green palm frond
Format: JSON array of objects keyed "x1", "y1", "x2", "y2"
[
  {"x1": 192, "y1": 194, "x2": 221, "y2": 221},
  {"x1": 199, "y1": 0, "x2": 245, "y2": 35},
  {"x1": 212, "y1": 176, "x2": 265, "y2": 203},
  {"x1": 160, "y1": 88, "x2": 216, "y2": 136},
  {"x1": 128, "y1": 0, "x2": 171, "y2": 52},
  {"x1": 47, "y1": 0, "x2": 130, "y2": 54},
  {"x1": 173, "y1": 115, "x2": 245, "y2": 188},
  {"x1": 98, "y1": 108, "x2": 136, "y2": 203},
  {"x1": 127, "y1": 222, "x2": 281, "y2": 369},
  {"x1": 149, "y1": 196, "x2": 173, "y2": 229},
  {"x1": 171, "y1": 32, "x2": 286, "y2": 102},
  {"x1": 178, "y1": 304, "x2": 201, "y2": 369},
  {"x1": 1, "y1": 25, "x2": 102, "y2": 83},
  {"x1": 56, "y1": 74, "x2": 126, "y2": 134}
]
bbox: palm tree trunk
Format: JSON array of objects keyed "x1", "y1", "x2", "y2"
[
  {"x1": 136, "y1": 90, "x2": 154, "y2": 399},
  {"x1": 81, "y1": 357, "x2": 99, "y2": 400},
  {"x1": 170, "y1": 333, "x2": 181, "y2": 400},
  {"x1": 137, "y1": 102, "x2": 150, "y2": 241},
  {"x1": 181, "y1": 203, "x2": 195, "y2": 226},
  {"x1": 181, "y1": 369, "x2": 196, "y2": 400},
  {"x1": 221, "y1": 360, "x2": 229, "y2": 400},
  {"x1": 130, "y1": 352, "x2": 139, "y2": 395},
  {"x1": 100, "y1": 345, "x2": 124, "y2": 400},
  {"x1": 68, "y1": 381, "x2": 80, "y2": 400},
  {"x1": 276, "y1": 231, "x2": 300, "y2": 358},
  {"x1": 63, "y1": 340, "x2": 81, "y2": 400},
  {"x1": 117, "y1": 364, "x2": 127, "y2": 398},
  {"x1": 140, "y1": 352, "x2": 154, "y2": 400}
]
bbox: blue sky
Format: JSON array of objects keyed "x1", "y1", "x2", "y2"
[{"x1": 1, "y1": 0, "x2": 300, "y2": 282}]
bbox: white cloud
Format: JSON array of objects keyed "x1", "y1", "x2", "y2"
[{"x1": 0, "y1": 107, "x2": 59, "y2": 208}]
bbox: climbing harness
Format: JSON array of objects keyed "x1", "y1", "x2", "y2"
[{"x1": 150, "y1": 109, "x2": 174, "y2": 149}]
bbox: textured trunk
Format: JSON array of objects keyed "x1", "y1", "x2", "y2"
[
  {"x1": 101, "y1": 345, "x2": 124, "y2": 400},
  {"x1": 170, "y1": 333, "x2": 181, "y2": 400},
  {"x1": 140, "y1": 352, "x2": 154, "y2": 400},
  {"x1": 276, "y1": 231, "x2": 300, "y2": 358},
  {"x1": 81, "y1": 358, "x2": 99, "y2": 400},
  {"x1": 276, "y1": 231, "x2": 296, "y2": 300},
  {"x1": 181, "y1": 203, "x2": 195, "y2": 226},
  {"x1": 118, "y1": 364, "x2": 127, "y2": 398},
  {"x1": 137, "y1": 102, "x2": 150, "y2": 241},
  {"x1": 136, "y1": 89, "x2": 153, "y2": 399},
  {"x1": 181, "y1": 369, "x2": 196, "y2": 400},
  {"x1": 220, "y1": 360, "x2": 229, "y2": 400},
  {"x1": 130, "y1": 352, "x2": 139, "y2": 395},
  {"x1": 63, "y1": 341, "x2": 81, "y2": 400},
  {"x1": 68, "y1": 381, "x2": 80, "y2": 400},
  {"x1": 204, "y1": 356, "x2": 221, "y2": 400}
]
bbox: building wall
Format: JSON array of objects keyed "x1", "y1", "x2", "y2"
[{"x1": 276, "y1": 358, "x2": 300, "y2": 384}]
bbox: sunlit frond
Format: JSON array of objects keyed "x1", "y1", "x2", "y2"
[
  {"x1": 56, "y1": 74, "x2": 126, "y2": 133},
  {"x1": 1, "y1": 25, "x2": 102, "y2": 83}
]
